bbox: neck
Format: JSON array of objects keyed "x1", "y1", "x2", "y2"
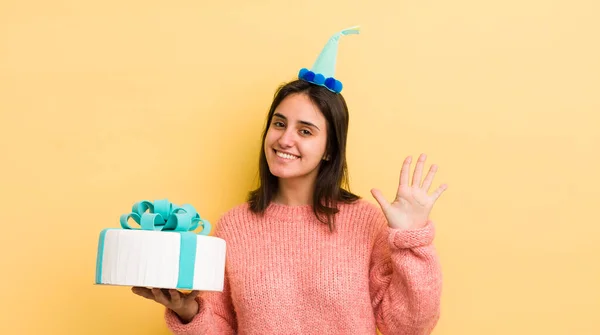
[{"x1": 274, "y1": 177, "x2": 316, "y2": 206}]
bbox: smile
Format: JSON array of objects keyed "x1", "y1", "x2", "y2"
[{"x1": 275, "y1": 150, "x2": 300, "y2": 160}]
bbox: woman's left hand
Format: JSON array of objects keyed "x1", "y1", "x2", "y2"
[{"x1": 371, "y1": 153, "x2": 448, "y2": 231}]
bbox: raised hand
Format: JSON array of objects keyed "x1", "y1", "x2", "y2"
[
  {"x1": 132, "y1": 286, "x2": 200, "y2": 322},
  {"x1": 371, "y1": 153, "x2": 448, "y2": 231}
]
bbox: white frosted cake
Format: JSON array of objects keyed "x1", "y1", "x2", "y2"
[{"x1": 95, "y1": 199, "x2": 226, "y2": 291}]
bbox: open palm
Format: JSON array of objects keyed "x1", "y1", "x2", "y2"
[{"x1": 371, "y1": 153, "x2": 447, "y2": 231}]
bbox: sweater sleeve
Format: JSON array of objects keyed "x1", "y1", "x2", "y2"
[
  {"x1": 369, "y1": 212, "x2": 442, "y2": 335},
  {"x1": 163, "y1": 217, "x2": 237, "y2": 335},
  {"x1": 163, "y1": 275, "x2": 237, "y2": 335}
]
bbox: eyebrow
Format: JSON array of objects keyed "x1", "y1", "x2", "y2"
[{"x1": 273, "y1": 113, "x2": 321, "y2": 131}]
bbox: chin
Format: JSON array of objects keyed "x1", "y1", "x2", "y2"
[
  {"x1": 268, "y1": 167, "x2": 298, "y2": 179},
  {"x1": 268, "y1": 163, "x2": 321, "y2": 181}
]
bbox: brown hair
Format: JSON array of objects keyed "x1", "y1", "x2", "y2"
[{"x1": 247, "y1": 79, "x2": 360, "y2": 231}]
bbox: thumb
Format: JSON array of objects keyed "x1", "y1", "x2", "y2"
[
  {"x1": 370, "y1": 188, "x2": 390, "y2": 211},
  {"x1": 186, "y1": 290, "x2": 200, "y2": 301}
]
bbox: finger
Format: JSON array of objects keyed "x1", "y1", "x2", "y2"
[
  {"x1": 168, "y1": 289, "x2": 182, "y2": 307},
  {"x1": 399, "y1": 156, "x2": 412, "y2": 187},
  {"x1": 431, "y1": 184, "x2": 448, "y2": 201},
  {"x1": 152, "y1": 288, "x2": 170, "y2": 306},
  {"x1": 421, "y1": 164, "x2": 438, "y2": 192},
  {"x1": 371, "y1": 188, "x2": 390, "y2": 211},
  {"x1": 411, "y1": 153, "x2": 427, "y2": 187},
  {"x1": 132, "y1": 287, "x2": 155, "y2": 300},
  {"x1": 186, "y1": 290, "x2": 201, "y2": 301},
  {"x1": 183, "y1": 290, "x2": 201, "y2": 305}
]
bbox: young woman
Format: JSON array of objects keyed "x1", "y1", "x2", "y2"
[{"x1": 132, "y1": 78, "x2": 448, "y2": 334}]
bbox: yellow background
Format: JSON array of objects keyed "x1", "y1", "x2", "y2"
[{"x1": 1, "y1": 0, "x2": 598, "y2": 334}]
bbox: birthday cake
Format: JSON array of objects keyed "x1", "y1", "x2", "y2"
[{"x1": 95, "y1": 199, "x2": 226, "y2": 291}]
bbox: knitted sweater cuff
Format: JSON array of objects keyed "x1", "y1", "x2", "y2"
[
  {"x1": 388, "y1": 220, "x2": 435, "y2": 249},
  {"x1": 164, "y1": 297, "x2": 203, "y2": 333}
]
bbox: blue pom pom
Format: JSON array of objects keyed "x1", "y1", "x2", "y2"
[
  {"x1": 324, "y1": 77, "x2": 336, "y2": 90},
  {"x1": 304, "y1": 70, "x2": 315, "y2": 81},
  {"x1": 322, "y1": 78, "x2": 343, "y2": 93},
  {"x1": 313, "y1": 73, "x2": 325, "y2": 85},
  {"x1": 333, "y1": 80, "x2": 343, "y2": 93},
  {"x1": 298, "y1": 68, "x2": 309, "y2": 79}
]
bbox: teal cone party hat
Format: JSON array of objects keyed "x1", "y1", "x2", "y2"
[{"x1": 298, "y1": 25, "x2": 360, "y2": 94}]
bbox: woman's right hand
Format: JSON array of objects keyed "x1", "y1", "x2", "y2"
[{"x1": 132, "y1": 286, "x2": 200, "y2": 323}]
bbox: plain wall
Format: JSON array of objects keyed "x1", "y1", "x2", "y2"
[{"x1": 1, "y1": 0, "x2": 598, "y2": 334}]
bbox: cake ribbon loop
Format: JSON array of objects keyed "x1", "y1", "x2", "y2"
[{"x1": 119, "y1": 199, "x2": 211, "y2": 235}]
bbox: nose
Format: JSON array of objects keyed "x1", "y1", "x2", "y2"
[{"x1": 277, "y1": 128, "x2": 295, "y2": 148}]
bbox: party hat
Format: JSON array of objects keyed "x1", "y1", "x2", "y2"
[{"x1": 298, "y1": 25, "x2": 360, "y2": 94}]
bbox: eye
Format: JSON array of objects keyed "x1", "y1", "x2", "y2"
[
  {"x1": 300, "y1": 129, "x2": 312, "y2": 136},
  {"x1": 272, "y1": 121, "x2": 285, "y2": 128}
]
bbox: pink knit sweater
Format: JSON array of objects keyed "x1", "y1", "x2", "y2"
[{"x1": 164, "y1": 199, "x2": 442, "y2": 334}]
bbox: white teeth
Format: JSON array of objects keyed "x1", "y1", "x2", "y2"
[{"x1": 276, "y1": 151, "x2": 299, "y2": 160}]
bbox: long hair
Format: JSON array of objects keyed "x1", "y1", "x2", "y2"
[{"x1": 247, "y1": 79, "x2": 360, "y2": 232}]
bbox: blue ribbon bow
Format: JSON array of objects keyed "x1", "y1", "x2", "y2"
[{"x1": 119, "y1": 199, "x2": 211, "y2": 235}]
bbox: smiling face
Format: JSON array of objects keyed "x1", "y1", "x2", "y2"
[{"x1": 264, "y1": 93, "x2": 328, "y2": 183}]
